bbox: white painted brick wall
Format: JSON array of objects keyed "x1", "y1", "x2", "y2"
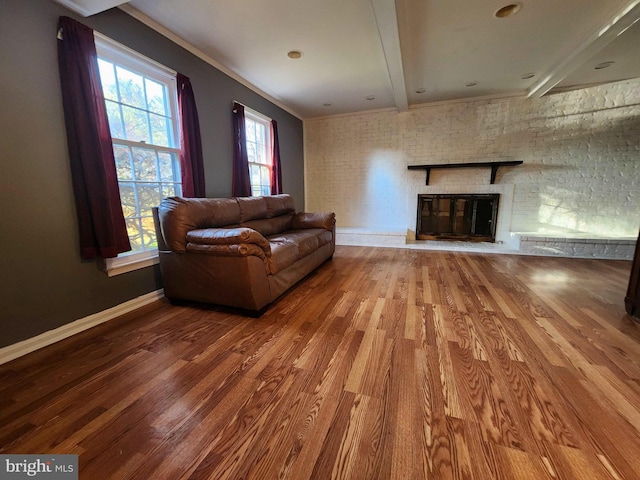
[
  {"x1": 304, "y1": 79, "x2": 640, "y2": 245},
  {"x1": 519, "y1": 237, "x2": 635, "y2": 260}
]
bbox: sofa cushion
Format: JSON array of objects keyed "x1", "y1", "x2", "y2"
[
  {"x1": 159, "y1": 197, "x2": 241, "y2": 253},
  {"x1": 241, "y1": 214, "x2": 293, "y2": 237},
  {"x1": 315, "y1": 229, "x2": 334, "y2": 246},
  {"x1": 265, "y1": 194, "x2": 295, "y2": 218},
  {"x1": 266, "y1": 241, "x2": 300, "y2": 274},
  {"x1": 287, "y1": 228, "x2": 333, "y2": 248},
  {"x1": 237, "y1": 196, "x2": 267, "y2": 222},
  {"x1": 186, "y1": 243, "x2": 267, "y2": 261},
  {"x1": 267, "y1": 231, "x2": 320, "y2": 258}
]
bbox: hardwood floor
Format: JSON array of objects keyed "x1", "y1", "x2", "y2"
[{"x1": 1, "y1": 246, "x2": 640, "y2": 479}]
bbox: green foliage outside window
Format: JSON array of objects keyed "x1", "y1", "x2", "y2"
[{"x1": 97, "y1": 57, "x2": 181, "y2": 252}]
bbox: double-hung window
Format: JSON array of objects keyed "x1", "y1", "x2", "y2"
[
  {"x1": 95, "y1": 35, "x2": 182, "y2": 275},
  {"x1": 244, "y1": 109, "x2": 272, "y2": 196}
]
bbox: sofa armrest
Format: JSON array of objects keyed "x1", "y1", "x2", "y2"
[
  {"x1": 186, "y1": 243, "x2": 267, "y2": 260},
  {"x1": 186, "y1": 227, "x2": 271, "y2": 255},
  {"x1": 292, "y1": 212, "x2": 336, "y2": 231}
]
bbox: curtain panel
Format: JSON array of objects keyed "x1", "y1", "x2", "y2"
[
  {"x1": 232, "y1": 102, "x2": 251, "y2": 197},
  {"x1": 270, "y1": 120, "x2": 283, "y2": 195},
  {"x1": 57, "y1": 16, "x2": 130, "y2": 259},
  {"x1": 177, "y1": 73, "x2": 206, "y2": 197}
]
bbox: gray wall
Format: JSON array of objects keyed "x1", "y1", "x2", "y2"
[{"x1": 0, "y1": 0, "x2": 304, "y2": 348}]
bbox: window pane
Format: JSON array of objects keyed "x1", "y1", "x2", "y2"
[
  {"x1": 245, "y1": 119, "x2": 256, "y2": 143},
  {"x1": 137, "y1": 184, "x2": 161, "y2": 217},
  {"x1": 116, "y1": 66, "x2": 145, "y2": 108},
  {"x1": 250, "y1": 164, "x2": 261, "y2": 187},
  {"x1": 113, "y1": 144, "x2": 133, "y2": 181},
  {"x1": 126, "y1": 218, "x2": 143, "y2": 252},
  {"x1": 260, "y1": 165, "x2": 270, "y2": 186},
  {"x1": 140, "y1": 216, "x2": 157, "y2": 249},
  {"x1": 145, "y1": 78, "x2": 166, "y2": 115},
  {"x1": 122, "y1": 105, "x2": 150, "y2": 143},
  {"x1": 149, "y1": 113, "x2": 171, "y2": 147},
  {"x1": 98, "y1": 59, "x2": 118, "y2": 101},
  {"x1": 257, "y1": 143, "x2": 268, "y2": 164},
  {"x1": 246, "y1": 142, "x2": 257, "y2": 163},
  {"x1": 158, "y1": 152, "x2": 178, "y2": 182},
  {"x1": 105, "y1": 100, "x2": 124, "y2": 139},
  {"x1": 119, "y1": 183, "x2": 137, "y2": 218},
  {"x1": 255, "y1": 123, "x2": 264, "y2": 144},
  {"x1": 161, "y1": 184, "x2": 177, "y2": 198},
  {"x1": 131, "y1": 148, "x2": 158, "y2": 181}
]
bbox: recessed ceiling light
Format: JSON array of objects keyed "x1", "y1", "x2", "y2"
[
  {"x1": 323, "y1": 102, "x2": 333, "y2": 107},
  {"x1": 521, "y1": 72, "x2": 535, "y2": 79},
  {"x1": 287, "y1": 50, "x2": 303, "y2": 59},
  {"x1": 465, "y1": 82, "x2": 478, "y2": 87},
  {"x1": 415, "y1": 88, "x2": 426, "y2": 94},
  {"x1": 365, "y1": 95, "x2": 375, "y2": 100},
  {"x1": 594, "y1": 61, "x2": 615, "y2": 70},
  {"x1": 494, "y1": 4, "x2": 521, "y2": 18}
]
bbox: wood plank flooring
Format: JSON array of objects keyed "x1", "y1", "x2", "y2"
[{"x1": 1, "y1": 246, "x2": 640, "y2": 479}]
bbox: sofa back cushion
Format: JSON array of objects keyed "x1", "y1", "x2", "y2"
[
  {"x1": 158, "y1": 197, "x2": 241, "y2": 252},
  {"x1": 241, "y1": 214, "x2": 294, "y2": 237},
  {"x1": 158, "y1": 194, "x2": 297, "y2": 253},
  {"x1": 237, "y1": 196, "x2": 268, "y2": 222},
  {"x1": 265, "y1": 194, "x2": 295, "y2": 217}
]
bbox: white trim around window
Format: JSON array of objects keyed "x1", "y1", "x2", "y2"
[
  {"x1": 102, "y1": 250, "x2": 159, "y2": 277},
  {"x1": 94, "y1": 33, "x2": 180, "y2": 276},
  {"x1": 94, "y1": 32, "x2": 177, "y2": 77}
]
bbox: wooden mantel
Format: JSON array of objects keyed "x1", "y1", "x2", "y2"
[{"x1": 407, "y1": 160, "x2": 523, "y2": 185}]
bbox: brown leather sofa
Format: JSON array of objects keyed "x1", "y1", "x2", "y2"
[{"x1": 153, "y1": 194, "x2": 335, "y2": 313}]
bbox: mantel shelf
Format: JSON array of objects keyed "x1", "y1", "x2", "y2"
[{"x1": 407, "y1": 161, "x2": 523, "y2": 185}]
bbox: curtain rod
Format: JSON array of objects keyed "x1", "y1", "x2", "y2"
[
  {"x1": 233, "y1": 100, "x2": 273, "y2": 122},
  {"x1": 57, "y1": 23, "x2": 178, "y2": 77}
]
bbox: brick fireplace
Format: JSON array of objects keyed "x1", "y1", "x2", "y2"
[{"x1": 304, "y1": 78, "x2": 640, "y2": 259}]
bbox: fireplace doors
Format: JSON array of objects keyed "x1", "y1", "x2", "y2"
[{"x1": 416, "y1": 194, "x2": 499, "y2": 242}]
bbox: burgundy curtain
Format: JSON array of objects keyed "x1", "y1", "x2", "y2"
[
  {"x1": 232, "y1": 102, "x2": 251, "y2": 197},
  {"x1": 177, "y1": 73, "x2": 206, "y2": 197},
  {"x1": 270, "y1": 120, "x2": 283, "y2": 195},
  {"x1": 57, "y1": 16, "x2": 130, "y2": 259}
]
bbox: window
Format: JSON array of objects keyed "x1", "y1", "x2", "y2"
[
  {"x1": 244, "y1": 109, "x2": 272, "y2": 196},
  {"x1": 95, "y1": 35, "x2": 182, "y2": 274}
]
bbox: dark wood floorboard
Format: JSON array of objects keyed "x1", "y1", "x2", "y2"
[{"x1": 1, "y1": 246, "x2": 639, "y2": 479}]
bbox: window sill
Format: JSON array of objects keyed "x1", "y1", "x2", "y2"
[{"x1": 102, "y1": 250, "x2": 159, "y2": 277}]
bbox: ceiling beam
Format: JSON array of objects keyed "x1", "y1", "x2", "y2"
[
  {"x1": 371, "y1": 0, "x2": 409, "y2": 112},
  {"x1": 53, "y1": 0, "x2": 131, "y2": 17},
  {"x1": 528, "y1": 0, "x2": 640, "y2": 98}
]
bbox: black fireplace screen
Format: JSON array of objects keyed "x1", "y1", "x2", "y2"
[{"x1": 417, "y1": 194, "x2": 499, "y2": 242}]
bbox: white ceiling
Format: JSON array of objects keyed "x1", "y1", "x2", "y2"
[{"x1": 56, "y1": 0, "x2": 640, "y2": 119}]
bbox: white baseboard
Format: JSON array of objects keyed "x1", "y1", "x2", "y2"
[
  {"x1": 335, "y1": 227, "x2": 519, "y2": 254},
  {"x1": 0, "y1": 289, "x2": 164, "y2": 366},
  {"x1": 336, "y1": 227, "x2": 406, "y2": 248}
]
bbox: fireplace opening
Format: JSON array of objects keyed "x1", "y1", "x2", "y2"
[{"x1": 417, "y1": 194, "x2": 500, "y2": 242}]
